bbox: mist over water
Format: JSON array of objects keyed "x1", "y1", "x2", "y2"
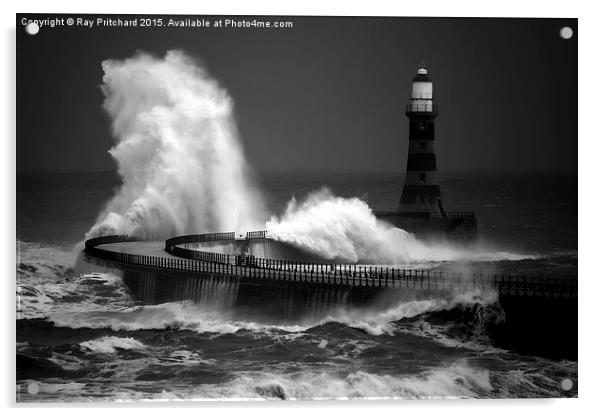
[{"x1": 87, "y1": 50, "x2": 265, "y2": 239}]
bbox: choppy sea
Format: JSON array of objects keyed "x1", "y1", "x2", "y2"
[{"x1": 16, "y1": 171, "x2": 577, "y2": 401}]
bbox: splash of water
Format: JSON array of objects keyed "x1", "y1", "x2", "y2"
[
  {"x1": 266, "y1": 188, "x2": 536, "y2": 264},
  {"x1": 86, "y1": 50, "x2": 265, "y2": 239}
]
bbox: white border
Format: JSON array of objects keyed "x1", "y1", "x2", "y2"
[{"x1": 2, "y1": 0, "x2": 599, "y2": 415}]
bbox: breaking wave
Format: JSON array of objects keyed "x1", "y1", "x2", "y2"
[
  {"x1": 266, "y1": 188, "x2": 538, "y2": 264},
  {"x1": 321, "y1": 288, "x2": 499, "y2": 336},
  {"x1": 79, "y1": 336, "x2": 147, "y2": 354},
  {"x1": 46, "y1": 300, "x2": 306, "y2": 335},
  {"x1": 41, "y1": 278, "x2": 498, "y2": 340}
]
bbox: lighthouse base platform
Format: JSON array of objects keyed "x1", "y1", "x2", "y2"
[{"x1": 375, "y1": 211, "x2": 478, "y2": 241}]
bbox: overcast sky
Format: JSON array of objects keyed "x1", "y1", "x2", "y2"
[{"x1": 17, "y1": 15, "x2": 577, "y2": 174}]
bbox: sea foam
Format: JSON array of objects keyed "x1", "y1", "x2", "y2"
[{"x1": 79, "y1": 336, "x2": 147, "y2": 354}]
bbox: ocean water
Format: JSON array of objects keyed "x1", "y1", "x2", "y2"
[{"x1": 16, "y1": 171, "x2": 577, "y2": 401}]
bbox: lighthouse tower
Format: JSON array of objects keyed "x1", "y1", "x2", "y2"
[
  {"x1": 398, "y1": 64, "x2": 446, "y2": 217},
  {"x1": 375, "y1": 64, "x2": 476, "y2": 239}
]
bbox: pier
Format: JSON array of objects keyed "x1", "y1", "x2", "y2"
[{"x1": 84, "y1": 231, "x2": 576, "y2": 298}]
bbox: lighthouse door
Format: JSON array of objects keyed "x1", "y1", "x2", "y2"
[{"x1": 437, "y1": 198, "x2": 447, "y2": 218}]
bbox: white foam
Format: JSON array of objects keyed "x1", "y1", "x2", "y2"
[
  {"x1": 396, "y1": 318, "x2": 504, "y2": 353},
  {"x1": 17, "y1": 359, "x2": 572, "y2": 402},
  {"x1": 17, "y1": 271, "x2": 134, "y2": 320},
  {"x1": 48, "y1": 300, "x2": 306, "y2": 334},
  {"x1": 165, "y1": 350, "x2": 216, "y2": 366},
  {"x1": 79, "y1": 336, "x2": 146, "y2": 354},
  {"x1": 171, "y1": 361, "x2": 494, "y2": 400}
]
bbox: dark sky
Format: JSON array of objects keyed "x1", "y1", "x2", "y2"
[{"x1": 17, "y1": 15, "x2": 577, "y2": 174}]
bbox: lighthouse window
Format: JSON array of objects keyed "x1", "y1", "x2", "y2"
[{"x1": 419, "y1": 173, "x2": 426, "y2": 182}]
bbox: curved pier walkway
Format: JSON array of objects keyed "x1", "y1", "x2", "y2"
[
  {"x1": 98, "y1": 241, "x2": 176, "y2": 258},
  {"x1": 84, "y1": 232, "x2": 577, "y2": 298}
]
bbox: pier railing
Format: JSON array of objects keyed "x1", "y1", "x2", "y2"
[
  {"x1": 84, "y1": 233, "x2": 577, "y2": 298},
  {"x1": 246, "y1": 230, "x2": 267, "y2": 239},
  {"x1": 446, "y1": 211, "x2": 476, "y2": 219},
  {"x1": 84, "y1": 234, "x2": 139, "y2": 259}
]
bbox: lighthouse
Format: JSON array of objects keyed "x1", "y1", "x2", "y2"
[
  {"x1": 375, "y1": 63, "x2": 477, "y2": 239},
  {"x1": 398, "y1": 64, "x2": 446, "y2": 217}
]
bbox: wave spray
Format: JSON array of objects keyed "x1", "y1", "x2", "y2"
[
  {"x1": 266, "y1": 188, "x2": 534, "y2": 264},
  {"x1": 87, "y1": 50, "x2": 265, "y2": 239}
]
